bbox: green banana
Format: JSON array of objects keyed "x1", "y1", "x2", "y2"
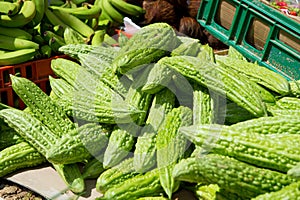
[
  {"x1": 49, "y1": 5, "x2": 88, "y2": 13},
  {"x1": 43, "y1": 30, "x2": 65, "y2": 43},
  {"x1": 44, "y1": 8, "x2": 69, "y2": 29},
  {"x1": 98, "y1": 0, "x2": 113, "y2": 24},
  {"x1": 69, "y1": 0, "x2": 78, "y2": 8},
  {"x1": 0, "y1": 49, "x2": 36, "y2": 66},
  {"x1": 59, "y1": 1, "x2": 71, "y2": 8},
  {"x1": 109, "y1": 0, "x2": 144, "y2": 17},
  {"x1": 0, "y1": 1, "x2": 20, "y2": 15},
  {"x1": 50, "y1": 4, "x2": 101, "y2": 19},
  {"x1": 53, "y1": 24, "x2": 65, "y2": 37},
  {"x1": 71, "y1": 0, "x2": 88, "y2": 5},
  {"x1": 33, "y1": 34, "x2": 46, "y2": 45},
  {"x1": 40, "y1": 44, "x2": 52, "y2": 58},
  {"x1": 71, "y1": 4, "x2": 101, "y2": 19},
  {"x1": 49, "y1": 36, "x2": 66, "y2": 53},
  {"x1": 0, "y1": 35, "x2": 39, "y2": 51},
  {"x1": 49, "y1": 0, "x2": 65, "y2": 6},
  {"x1": 0, "y1": 26, "x2": 32, "y2": 40},
  {"x1": 53, "y1": 9, "x2": 95, "y2": 38},
  {"x1": 0, "y1": 50, "x2": 8, "y2": 55},
  {"x1": 0, "y1": 0, "x2": 36, "y2": 27},
  {"x1": 87, "y1": 17, "x2": 98, "y2": 30},
  {"x1": 28, "y1": 0, "x2": 47, "y2": 27},
  {"x1": 101, "y1": 0, "x2": 124, "y2": 24}
]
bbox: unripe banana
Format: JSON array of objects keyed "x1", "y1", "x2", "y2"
[
  {"x1": 87, "y1": 17, "x2": 98, "y2": 30},
  {"x1": 53, "y1": 9, "x2": 94, "y2": 38},
  {"x1": 43, "y1": 31, "x2": 65, "y2": 43},
  {"x1": 40, "y1": 45, "x2": 52, "y2": 58},
  {"x1": 53, "y1": 25, "x2": 65, "y2": 37},
  {"x1": 70, "y1": 0, "x2": 78, "y2": 8},
  {"x1": 71, "y1": 4, "x2": 101, "y2": 19},
  {"x1": 102, "y1": 0, "x2": 124, "y2": 24},
  {"x1": 0, "y1": 26, "x2": 32, "y2": 40},
  {"x1": 49, "y1": 5, "x2": 87, "y2": 13},
  {"x1": 109, "y1": 0, "x2": 144, "y2": 17},
  {"x1": 48, "y1": 36, "x2": 66, "y2": 53},
  {"x1": 28, "y1": 0, "x2": 47, "y2": 27},
  {"x1": 49, "y1": 0, "x2": 65, "y2": 6},
  {"x1": 0, "y1": 49, "x2": 36, "y2": 66},
  {"x1": 0, "y1": 50, "x2": 7, "y2": 55},
  {"x1": 71, "y1": 0, "x2": 88, "y2": 5},
  {"x1": 0, "y1": 1, "x2": 36, "y2": 28},
  {"x1": 50, "y1": 4, "x2": 101, "y2": 19},
  {"x1": 44, "y1": 8, "x2": 69, "y2": 29},
  {"x1": 0, "y1": 1, "x2": 20, "y2": 15},
  {"x1": 0, "y1": 35, "x2": 39, "y2": 51},
  {"x1": 98, "y1": 0, "x2": 113, "y2": 23},
  {"x1": 33, "y1": 35, "x2": 46, "y2": 45}
]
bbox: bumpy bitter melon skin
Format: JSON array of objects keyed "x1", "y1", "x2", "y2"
[
  {"x1": 134, "y1": 88, "x2": 176, "y2": 173},
  {"x1": 172, "y1": 154, "x2": 296, "y2": 199},
  {"x1": 112, "y1": 22, "x2": 181, "y2": 74},
  {"x1": 141, "y1": 62, "x2": 175, "y2": 94},
  {"x1": 59, "y1": 44, "x2": 118, "y2": 61},
  {"x1": 180, "y1": 123, "x2": 300, "y2": 172},
  {"x1": 267, "y1": 96, "x2": 300, "y2": 116},
  {"x1": 103, "y1": 67, "x2": 156, "y2": 168},
  {"x1": 229, "y1": 114, "x2": 300, "y2": 135},
  {"x1": 51, "y1": 58, "x2": 143, "y2": 124},
  {"x1": 0, "y1": 108, "x2": 59, "y2": 156},
  {"x1": 103, "y1": 128, "x2": 135, "y2": 169},
  {"x1": 0, "y1": 127, "x2": 24, "y2": 150},
  {"x1": 157, "y1": 56, "x2": 268, "y2": 117},
  {"x1": 289, "y1": 80, "x2": 300, "y2": 98},
  {"x1": 101, "y1": 168, "x2": 163, "y2": 200},
  {"x1": 216, "y1": 56, "x2": 291, "y2": 95},
  {"x1": 78, "y1": 53, "x2": 130, "y2": 97},
  {"x1": 46, "y1": 123, "x2": 109, "y2": 164},
  {"x1": 156, "y1": 106, "x2": 193, "y2": 199},
  {"x1": 82, "y1": 156, "x2": 105, "y2": 179},
  {"x1": 171, "y1": 38, "x2": 202, "y2": 57},
  {"x1": 96, "y1": 157, "x2": 138, "y2": 193},
  {"x1": 10, "y1": 75, "x2": 75, "y2": 136},
  {"x1": 251, "y1": 181, "x2": 300, "y2": 200},
  {"x1": 0, "y1": 142, "x2": 46, "y2": 177},
  {"x1": 192, "y1": 83, "x2": 216, "y2": 125}
]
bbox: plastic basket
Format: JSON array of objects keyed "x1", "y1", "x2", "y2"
[
  {"x1": 0, "y1": 55, "x2": 69, "y2": 109},
  {"x1": 197, "y1": 0, "x2": 300, "y2": 80}
]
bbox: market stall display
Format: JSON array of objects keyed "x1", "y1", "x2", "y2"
[
  {"x1": 0, "y1": 20, "x2": 300, "y2": 199},
  {"x1": 0, "y1": 0, "x2": 300, "y2": 199}
]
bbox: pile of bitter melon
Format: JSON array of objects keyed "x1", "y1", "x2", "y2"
[
  {"x1": 1, "y1": 22, "x2": 300, "y2": 199},
  {"x1": 0, "y1": 0, "x2": 144, "y2": 66}
]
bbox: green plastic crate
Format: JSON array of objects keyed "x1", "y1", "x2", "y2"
[{"x1": 197, "y1": 0, "x2": 300, "y2": 80}]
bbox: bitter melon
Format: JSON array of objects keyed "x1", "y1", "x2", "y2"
[
  {"x1": 134, "y1": 88, "x2": 176, "y2": 173},
  {"x1": 156, "y1": 56, "x2": 268, "y2": 117},
  {"x1": 156, "y1": 106, "x2": 193, "y2": 198},
  {"x1": 0, "y1": 142, "x2": 46, "y2": 177},
  {"x1": 112, "y1": 22, "x2": 181, "y2": 74},
  {"x1": 172, "y1": 154, "x2": 296, "y2": 199},
  {"x1": 179, "y1": 124, "x2": 300, "y2": 172}
]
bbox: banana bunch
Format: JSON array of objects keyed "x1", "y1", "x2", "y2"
[
  {"x1": 0, "y1": 0, "x2": 48, "y2": 65},
  {"x1": 0, "y1": 0, "x2": 99, "y2": 65},
  {"x1": 94, "y1": 0, "x2": 145, "y2": 27},
  {"x1": 0, "y1": 0, "x2": 145, "y2": 66}
]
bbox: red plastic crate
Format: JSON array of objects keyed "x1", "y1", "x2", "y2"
[{"x1": 0, "y1": 55, "x2": 69, "y2": 109}]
